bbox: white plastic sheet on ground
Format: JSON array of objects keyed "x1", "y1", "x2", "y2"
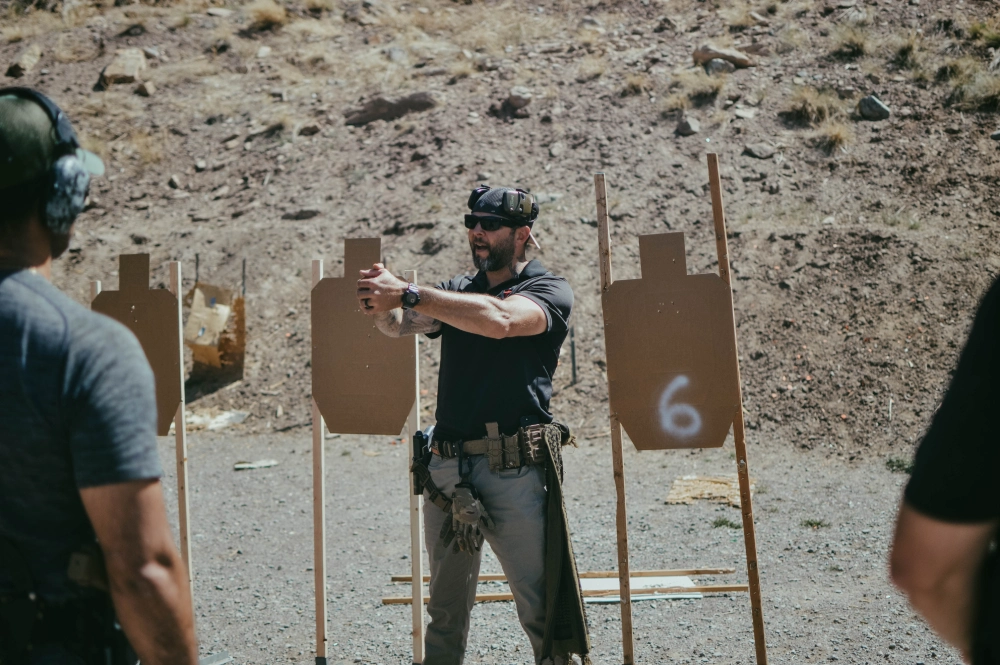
[{"x1": 581, "y1": 576, "x2": 702, "y2": 603}]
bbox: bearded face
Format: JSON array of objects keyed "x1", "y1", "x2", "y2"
[{"x1": 469, "y1": 226, "x2": 517, "y2": 273}]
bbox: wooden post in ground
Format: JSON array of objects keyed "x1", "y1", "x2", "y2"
[
  {"x1": 311, "y1": 259, "x2": 328, "y2": 665},
  {"x1": 706, "y1": 153, "x2": 768, "y2": 665},
  {"x1": 402, "y1": 269, "x2": 425, "y2": 665},
  {"x1": 168, "y1": 262, "x2": 193, "y2": 597},
  {"x1": 594, "y1": 172, "x2": 635, "y2": 665}
]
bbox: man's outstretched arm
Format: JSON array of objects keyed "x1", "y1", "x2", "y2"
[
  {"x1": 890, "y1": 501, "x2": 997, "y2": 661},
  {"x1": 80, "y1": 479, "x2": 198, "y2": 665},
  {"x1": 359, "y1": 264, "x2": 546, "y2": 339},
  {"x1": 373, "y1": 308, "x2": 443, "y2": 338}
]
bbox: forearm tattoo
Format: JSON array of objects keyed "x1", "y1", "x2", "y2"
[{"x1": 374, "y1": 309, "x2": 442, "y2": 337}]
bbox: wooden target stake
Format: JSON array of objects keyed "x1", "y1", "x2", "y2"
[
  {"x1": 707, "y1": 153, "x2": 768, "y2": 664},
  {"x1": 311, "y1": 259, "x2": 329, "y2": 665},
  {"x1": 594, "y1": 172, "x2": 635, "y2": 665},
  {"x1": 169, "y1": 262, "x2": 193, "y2": 595},
  {"x1": 402, "y1": 270, "x2": 425, "y2": 665}
]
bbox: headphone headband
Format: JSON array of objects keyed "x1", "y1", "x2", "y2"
[{"x1": 0, "y1": 87, "x2": 80, "y2": 154}]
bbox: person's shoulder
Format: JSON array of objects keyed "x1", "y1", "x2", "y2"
[
  {"x1": 520, "y1": 262, "x2": 573, "y2": 292},
  {"x1": 8, "y1": 275, "x2": 147, "y2": 365},
  {"x1": 1, "y1": 271, "x2": 79, "y2": 347}
]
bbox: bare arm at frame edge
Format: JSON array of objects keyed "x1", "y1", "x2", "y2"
[
  {"x1": 80, "y1": 479, "x2": 198, "y2": 665},
  {"x1": 373, "y1": 308, "x2": 443, "y2": 338},
  {"x1": 890, "y1": 501, "x2": 997, "y2": 662}
]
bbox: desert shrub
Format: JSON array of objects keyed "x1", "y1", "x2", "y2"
[
  {"x1": 775, "y1": 24, "x2": 809, "y2": 54},
  {"x1": 784, "y1": 86, "x2": 844, "y2": 125},
  {"x1": 890, "y1": 33, "x2": 923, "y2": 70},
  {"x1": 246, "y1": 0, "x2": 287, "y2": 32},
  {"x1": 969, "y1": 17, "x2": 1000, "y2": 48},
  {"x1": 936, "y1": 56, "x2": 980, "y2": 83},
  {"x1": 832, "y1": 24, "x2": 869, "y2": 59},
  {"x1": 949, "y1": 70, "x2": 1000, "y2": 111},
  {"x1": 669, "y1": 68, "x2": 726, "y2": 106},
  {"x1": 813, "y1": 120, "x2": 854, "y2": 154},
  {"x1": 620, "y1": 73, "x2": 650, "y2": 97}
]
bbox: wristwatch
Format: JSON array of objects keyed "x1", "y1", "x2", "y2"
[{"x1": 401, "y1": 283, "x2": 421, "y2": 309}]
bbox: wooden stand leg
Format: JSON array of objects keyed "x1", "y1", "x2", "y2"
[
  {"x1": 610, "y1": 417, "x2": 635, "y2": 665},
  {"x1": 403, "y1": 270, "x2": 425, "y2": 665},
  {"x1": 312, "y1": 260, "x2": 328, "y2": 665},
  {"x1": 595, "y1": 172, "x2": 635, "y2": 665},
  {"x1": 168, "y1": 262, "x2": 193, "y2": 599},
  {"x1": 707, "y1": 154, "x2": 768, "y2": 665}
]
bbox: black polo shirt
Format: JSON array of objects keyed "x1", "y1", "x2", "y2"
[{"x1": 427, "y1": 259, "x2": 573, "y2": 442}]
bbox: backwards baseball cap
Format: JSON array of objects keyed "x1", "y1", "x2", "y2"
[{"x1": 0, "y1": 89, "x2": 104, "y2": 193}]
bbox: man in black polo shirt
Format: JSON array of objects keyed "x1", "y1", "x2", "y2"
[
  {"x1": 891, "y1": 275, "x2": 1000, "y2": 664},
  {"x1": 358, "y1": 185, "x2": 589, "y2": 665}
]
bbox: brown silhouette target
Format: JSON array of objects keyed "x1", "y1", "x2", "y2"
[
  {"x1": 602, "y1": 232, "x2": 740, "y2": 450},
  {"x1": 311, "y1": 238, "x2": 416, "y2": 435},
  {"x1": 92, "y1": 254, "x2": 182, "y2": 436}
]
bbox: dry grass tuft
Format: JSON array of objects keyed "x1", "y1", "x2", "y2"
[
  {"x1": 448, "y1": 60, "x2": 475, "y2": 83},
  {"x1": 936, "y1": 56, "x2": 981, "y2": 83},
  {"x1": 620, "y1": 73, "x2": 650, "y2": 97},
  {"x1": 246, "y1": 0, "x2": 287, "y2": 32},
  {"x1": 775, "y1": 24, "x2": 809, "y2": 53},
  {"x1": 149, "y1": 58, "x2": 219, "y2": 86},
  {"x1": 52, "y1": 32, "x2": 101, "y2": 62},
  {"x1": 718, "y1": 1, "x2": 756, "y2": 29},
  {"x1": 286, "y1": 18, "x2": 341, "y2": 40},
  {"x1": 832, "y1": 24, "x2": 869, "y2": 59},
  {"x1": 304, "y1": 0, "x2": 335, "y2": 15},
  {"x1": 575, "y1": 56, "x2": 605, "y2": 82},
  {"x1": 949, "y1": 70, "x2": 1000, "y2": 111},
  {"x1": 784, "y1": 86, "x2": 844, "y2": 125},
  {"x1": 890, "y1": 33, "x2": 924, "y2": 70},
  {"x1": 969, "y1": 15, "x2": 1000, "y2": 49},
  {"x1": 660, "y1": 92, "x2": 690, "y2": 115},
  {"x1": 129, "y1": 130, "x2": 164, "y2": 165},
  {"x1": 669, "y1": 68, "x2": 726, "y2": 106},
  {"x1": 812, "y1": 120, "x2": 854, "y2": 154},
  {"x1": 383, "y1": 2, "x2": 556, "y2": 56},
  {"x1": 3, "y1": 9, "x2": 64, "y2": 43}
]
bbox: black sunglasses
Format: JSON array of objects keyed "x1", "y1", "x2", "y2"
[{"x1": 464, "y1": 214, "x2": 522, "y2": 232}]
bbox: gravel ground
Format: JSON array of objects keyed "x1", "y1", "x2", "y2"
[{"x1": 160, "y1": 429, "x2": 960, "y2": 665}]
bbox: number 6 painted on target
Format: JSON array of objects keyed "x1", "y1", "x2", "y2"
[{"x1": 658, "y1": 375, "x2": 702, "y2": 439}]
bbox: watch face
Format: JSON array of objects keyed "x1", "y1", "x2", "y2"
[{"x1": 404, "y1": 292, "x2": 418, "y2": 306}]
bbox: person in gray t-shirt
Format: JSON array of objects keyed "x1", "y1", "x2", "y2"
[{"x1": 0, "y1": 88, "x2": 197, "y2": 665}]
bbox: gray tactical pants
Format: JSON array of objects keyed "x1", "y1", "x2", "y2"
[{"x1": 423, "y1": 452, "x2": 548, "y2": 665}]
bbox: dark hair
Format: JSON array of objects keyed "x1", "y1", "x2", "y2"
[{"x1": 0, "y1": 177, "x2": 44, "y2": 234}]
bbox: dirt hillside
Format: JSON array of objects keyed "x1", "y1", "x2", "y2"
[{"x1": 4, "y1": 0, "x2": 1000, "y2": 463}]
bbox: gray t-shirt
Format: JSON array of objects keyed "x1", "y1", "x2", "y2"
[{"x1": 0, "y1": 269, "x2": 162, "y2": 601}]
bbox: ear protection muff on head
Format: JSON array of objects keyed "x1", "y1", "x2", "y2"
[
  {"x1": 468, "y1": 184, "x2": 491, "y2": 210},
  {"x1": 502, "y1": 189, "x2": 538, "y2": 223},
  {"x1": 0, "y1": 87, "x2": 90, "y2": 234}
]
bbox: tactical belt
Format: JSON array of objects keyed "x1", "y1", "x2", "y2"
[
  {"x1": 432, "y1": 422, "x2": 550, "y2": 472},
  {"x1": 412, "y1": 421, "x2": 574, "y2": 514}
]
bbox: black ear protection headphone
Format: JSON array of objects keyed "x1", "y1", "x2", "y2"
[
  {"x1": 467, "y1": 185, "x2": 539, "y2": 223},
  {"x1": 0, "y1": 87, "x2": 92, "y2": 234}
]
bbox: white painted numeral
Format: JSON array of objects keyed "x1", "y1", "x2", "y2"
[{"x1": 658, "y1": 375, "x2": 702, "y2": 439}]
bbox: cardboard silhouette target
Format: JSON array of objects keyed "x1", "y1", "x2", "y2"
[
  {"x1": 91, "y1": 254, "x2": 182, "y2": 436},
  {"x1": 595, "y1": 161, "x2": 767, "y2": 665},
  {"x1": 311, "y1": 238, "x2": 416, "y2": 434},
  {"x1": 602, "y1": 233, "x2": 740, "y2": 451}
]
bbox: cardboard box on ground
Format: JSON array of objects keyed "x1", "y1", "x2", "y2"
[{"x1": 183, "y1": 281, "x2": 245, "y2": 382}]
